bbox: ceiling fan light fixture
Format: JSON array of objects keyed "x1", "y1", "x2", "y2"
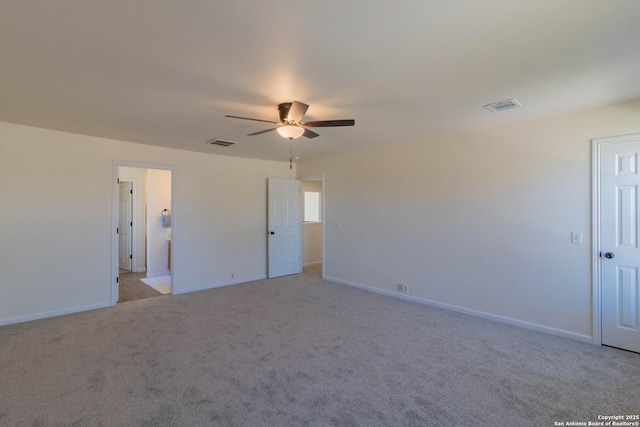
[
  {"x1": 277, "y1": 125, "x2": 305, "y2": 140},
  {"x1": 225, "y1": 101, "x2": 354, "y2": 140}
]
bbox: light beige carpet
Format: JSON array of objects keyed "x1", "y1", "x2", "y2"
[{"x1": 1, "y1": 273, "x2": 639, "y2": 426}]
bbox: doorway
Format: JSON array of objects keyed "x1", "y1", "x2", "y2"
[
  {"x1": 113, "y1": 163, "x2": 174, "y2": 304},
  {"x1": 593, "y1": 133, "x2": 640, "y2": 353},
  {"x1": 118, "y1": 180, "x2": 133, "y2": 271},
  {"x1": 300, "y1": 175, "x2": 324, "y2": 279}
]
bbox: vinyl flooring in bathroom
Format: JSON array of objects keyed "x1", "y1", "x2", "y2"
[{"x1": 118, "y1": 271, "x2": 162, "y2": 303}]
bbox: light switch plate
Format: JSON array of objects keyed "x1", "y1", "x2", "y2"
[{"x1": 571, "y1": 232, "x2": 582, "y2": 244}]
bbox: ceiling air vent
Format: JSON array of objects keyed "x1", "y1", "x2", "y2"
[
  {"x1": 206, "y1": 138, "x2": 237, "y2": 147},
  {"x1": 484, "y1": 98, "x2": 522, "y2": 113}
]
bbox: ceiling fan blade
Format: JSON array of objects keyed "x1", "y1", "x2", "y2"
[
  {"x1": 287, "y1": 101, "x2": 309, "y2": 123},
  {"x1": 225, "y1": 115, "x2": 278, "y2": 124},
  {"x1": 300, "y1": 119, "x2": 355, "y2": 127},
  {"x1": 247, "y1": 127, "x2": 278, "y2": 136},
  {"x1": 303, "y1": 128, "x2": 320, "y2": 139}
]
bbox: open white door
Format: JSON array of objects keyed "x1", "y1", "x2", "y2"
[
  {"x1": 268, "y1": 178, "x2": 302, "y2": 278},
  {"x1": 599, "y1": 136, "x2": 640, "y2": 353},
  {"x1": 118, "y1": 181, "x2": 133, "y2": 271}
]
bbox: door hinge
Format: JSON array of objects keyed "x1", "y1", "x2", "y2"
[
  {"x1": 130, "y1": 189, "x2": 133, "y2": 194},
  {"x1": 116, "y1": 277, "x2": 119, "y2": 283},
  {"x1": 130, "y1": 221, "x2": 133, "y2": 226},
  {"x1": 130, "y1": 254, "x2": 132, "y2": 259},
  {"x1": 117, "y1": 178, "x2": 120, "y2": 184},
  {"x1": 116, "y1": 227, "x2": 119, "y2": 234}
]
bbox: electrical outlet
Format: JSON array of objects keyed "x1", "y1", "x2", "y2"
[{"x1": 397, "y1": 284, "x2": 409, "y2": 293}]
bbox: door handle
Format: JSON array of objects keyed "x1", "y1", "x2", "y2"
[
  {"x1": 604, "y1": 252, "x2": 615, "y2": 259},
  {"x1": 270, "y1": 231, "x2": 275, "y2": 235}
]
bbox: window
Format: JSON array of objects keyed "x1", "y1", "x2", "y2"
[{"x1": 304, "y1": 191, "x2": 321, "y2": 222}]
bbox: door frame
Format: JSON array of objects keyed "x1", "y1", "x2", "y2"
[
  {"x1": 299, "y1": 174, "x2": 325, "y2": 279},
  {"x1": 592, "y1": 133, "x2": 640, "y2": 346},
  {"x1": 118, "y1": 178, "x2": 137, "y2": 272},
  {"x1": 112, "y1": 161, "x2": 177, "y2": 305}
]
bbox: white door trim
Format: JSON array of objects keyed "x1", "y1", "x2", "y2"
[
  {"x1": 299, "y1": 174, "x2": 325, "y2": 279},
  {"x1": 592, "y1": 133, "x2": 640, "y2": 346},
  {"x1": 112, "y1": 161, "x2": 177, "y2": 305},
  {"x1": 119, "y1": 178, "x2": 138, "y2": 272}
]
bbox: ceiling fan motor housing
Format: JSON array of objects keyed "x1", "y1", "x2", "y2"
[{"x1": 277, "y1": 102, "x2": 293, "y2": 123}]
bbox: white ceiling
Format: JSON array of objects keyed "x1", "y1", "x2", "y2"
[{"x1": 1, "y1": 1, "x2": 639, "y2": 162}]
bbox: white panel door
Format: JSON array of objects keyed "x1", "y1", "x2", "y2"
[
  {"x1": 601, "y1": 140, "x2": 640, "y2": 353},
  {"x1": 268, "y1": 178, "x2": 301, "y2": 278},
  {"x1": 119, "y1": 182, "x2": 133, "y2": 271}
]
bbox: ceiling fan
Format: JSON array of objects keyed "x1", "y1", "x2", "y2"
[{"x1": 225, "y1": 101, "x2": 355, "y2": 140}]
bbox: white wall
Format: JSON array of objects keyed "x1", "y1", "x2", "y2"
[
  {"x1": 303, "y1": 224, "x2": 322, "y2": 266},
  {"x1": 297, "y1": 98, "x2": 640, "y2": 341},
  {"x1": 146, "y1": 169, "x2": 171, "y2": 277},
  {"x1": 118, "y1": 166, "x2": 147, "y2": 272},
  {"x1": 0, "y1": 122, "x2": 294, "y2": 325},
  {"x1": 302, "y1": 180, "x2": 322, "y2": 266}
]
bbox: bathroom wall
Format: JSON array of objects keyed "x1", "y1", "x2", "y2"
[{"x1": 146, "y1": 169, "x2": 172, "y2": 277}]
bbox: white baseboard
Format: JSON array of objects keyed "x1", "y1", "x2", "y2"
[
  {"x1": 0, "y1": 301, "x2": 113, "y2": 327},
  {"x1": 133, "y1": 267, "x2": 146, "y2": 273},
  {"x1": 303, "y1": 261, "x2": 322, "y2": 267},
  {"x1": 325, "y1": 276, "x2": 593, "y2": 344},
  {"x1": 145, "y1": 271, "x2": 170, "y2": 278},
  {"x1": 173, "y1": 274, "x2": 268, "y2": 295}
]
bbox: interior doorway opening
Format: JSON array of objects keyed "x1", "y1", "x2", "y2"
[
  {"x1": 114, "y1": 164, "x2": 174, "y2": 303},
  {"x1": 300, "y1": 175, "x2": 324, "y2": 279}
]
